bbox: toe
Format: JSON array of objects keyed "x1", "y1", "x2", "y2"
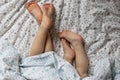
[
  {"x1": 43, "y1": 3, "x2": 50, "y2": 6},
  {"x1": 25, "y1": 2, "x2": 30, "y2": 8},
  {"x1": 42, "y1": 4, "x2": 49, "y2": 14},
  {"x1": 49, "y1": 4, "x2": 54, "y2": 11},
  {"x1": 43, "y1": 6, "x2": 49, "y2": 12},
  {"x1": 59, "y1": 30, "x2": 68, "y2": 38},
  {"x1": 61, "y1": 39, "x2": 71, "y2": 50},
  {"x1": 59, "y1": 32, "x2": 64, "y2": 38},
  {"x1": 25, "y1": 1, "x2": 36, "y2": 9},
  {"x1": 43, "y1": 3, "x2": 50, "y2": 9},
  {"x1": 42, "y1": 3, "x2": 54, "y2": 15}
]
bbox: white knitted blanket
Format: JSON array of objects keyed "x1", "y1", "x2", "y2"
[{"x1": 0, "y1": 0, "x2": 120, "y2": 80}]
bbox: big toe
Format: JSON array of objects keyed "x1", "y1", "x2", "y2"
[
  {"x1": 61, "y1": 39, "x2": 71, "y2": 51},
  {"x1": 42, "y1": 3, "x2": 54, "y2": 16},
  {"x1": 25, "y1": 0, "x2": 36, "y2": 9},
  {"x1": 59, "y1": 30, "x2": 69, "y2": 38}
]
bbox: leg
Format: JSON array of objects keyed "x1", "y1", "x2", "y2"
[
  {"x1": 42, "y1": 4, "x2": 55, "y2": 52},
  {"x1": 44, "y1": 32, "x2": 54, "y2": 52},
  {"x1": 25, "y1": 1, "x2": 54, "y2": 56},
  {"x1": 61, "y1": 38, "x2": 75, "y2": 64},
  {"x1": 26, "y1": 1, "x2": 54, "y2": 54},
  {"x1": 25, "y1": 1, "x2": 44, "y2": 56},
  {"x1": 59, "y1": 30, "x2": 89, "y2": 78}
]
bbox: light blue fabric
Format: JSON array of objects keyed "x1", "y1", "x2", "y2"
[
  {"x1": 20, "y1": 51, "x2": 81, "y2": 80},
  {"x1": 0, "y1": 38, "x2": 120, "y2": 80}
]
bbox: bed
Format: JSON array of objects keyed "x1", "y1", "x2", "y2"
[{"x1": 0, "y1": 0, "x2": 120, "y2": 80}]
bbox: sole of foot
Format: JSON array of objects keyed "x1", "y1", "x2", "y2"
[
  {"x1": 25, "y1": 0, "x2": 43, "y2": 23},
  {"x1": 59, "y1": 30, "x2": 84, "y2": 47},
  {"x1": 41, "y1": 3, "x2": 55, "y2": 29}
]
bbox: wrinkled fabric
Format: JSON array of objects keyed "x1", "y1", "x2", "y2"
[
  {"x1": 20, "y1": 51, "x2": 81, "y2": 80},
  {"x1": 0, "y1": 39, "x2": 26, "y2": 80},
  {"x1": 0, "y1": 39, "x2": 120, "y2": 80},
  {"x1": 0, "y1": 0, "x2": 120, "y2": 80}
]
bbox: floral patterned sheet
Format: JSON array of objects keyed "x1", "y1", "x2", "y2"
[
  {"x1": 0, "y1": 0, "x2": 120, "y2": 80},
  {"x1": 0, "y1": 38, "x2": 119, "y2": 80}
]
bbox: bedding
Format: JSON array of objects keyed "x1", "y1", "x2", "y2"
[{"x1": 0, "y1": 0, "x2": 120, "y2": 80}]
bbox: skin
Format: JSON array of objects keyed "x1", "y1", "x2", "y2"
[
  {"x1": 61, "y1": 38, "x2": 75, "y2": 64},
  {"x1": 25, "y1": 0, "x2": 54, "y2": 56},
  {"x1": 59, "y1": 30, "x2": 89, "y2": 78},
  {"x1": 25, "y1": 0, "x2": 89, "y2": 78}
]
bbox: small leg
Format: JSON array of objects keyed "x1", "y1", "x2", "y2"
[
  {"x1": 59, "y1": 30, "x2": 89, "y2": 78},
  {"x1": 41, "y1": 3, "x2": 54, "y2": 28},
  {"x1": 61, "y1": 38, "x2": 75, "y2": 64},
  {"x1": 25, "y1": 1, "x2": 54, "y2": 56},
  {"x1": 26, "y1": 1, "x2": 54, "y2": 54},
  {"x1": 42, "y1": 4, "x2": 54, "y2": 52},
  {"x1": 44, "y1": 32, "x2": 54, "y2": 52}
]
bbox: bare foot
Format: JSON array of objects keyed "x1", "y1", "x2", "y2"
[
  {"x1": 60, "y1": 30, "x2": 88, "y2": 78},
  {"x1": 41, "y1": 3, "x2": 55, "y2": 29},
  {"x1": 25, "y1": 0, "x2": 42, "y2": 23},
  {"x1": 61, "y1": 39, "x2": 75, "y2": 64},
  {"x1": 59, "y1": 30, "x2": 84, "y2": 47}
]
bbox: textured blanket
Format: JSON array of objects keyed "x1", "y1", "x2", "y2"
[{"x1": 0, "y1": 0, "x2": 120, "y2": 80}]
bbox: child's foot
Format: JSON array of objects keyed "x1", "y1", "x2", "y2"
[
  {"x1": 60, "y1": 30, "x2": 88, "y2": 78},
  {"x1": 25, "y1": 0, "x2": 43, "y2": 23},
  {"x1": 59, "y1": 30, "x2": 84, "y2": 47},
  {"x1": 41, "y1": 3, "x2": 54, "y2": 29},
  {"x1": 61, "y1": 39, "x2": 75, "y2": 64}
]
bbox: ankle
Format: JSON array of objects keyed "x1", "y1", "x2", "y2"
[
  {"x1": 80, "y1": 73, "x2": 88, "y2": 78},
  {"x1": 64, "y1": 56, "x2": 74, "y2": 64},
  {"x1": 72, "y1": 41, "x2": 83, "y2": 49},
  {"x1": 76, "y1": 65, "x2": 88, "y2": 78},
  {"x1": 40, "y1": 22, "x2": 50, "y2": 30},
  {"x1": 76, "y1": 67, "x2": 88, "y2": 78},
  {"x1": 41, "y1": 15, "x2": 52, "y2": 28},
  {"x1": 38, "y1": 26, "x2": 49, "y2": 33}
]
